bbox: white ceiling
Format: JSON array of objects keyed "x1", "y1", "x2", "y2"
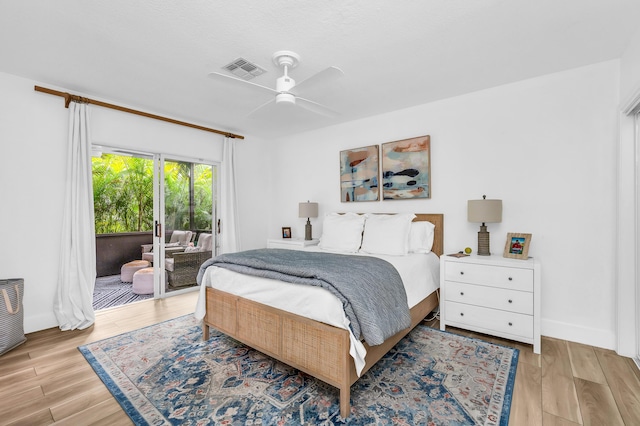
[{"x1": 1, "y1": 1, "x2": 639, "y2": 138}]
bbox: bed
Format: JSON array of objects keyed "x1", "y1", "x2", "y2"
[{"x1": 195, "y1": 213, "x2": 443, "y2": 418}]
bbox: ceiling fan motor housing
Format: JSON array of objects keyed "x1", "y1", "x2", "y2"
[{"x1": 276, "y1": 75, "x2": 296, "y2": 93}]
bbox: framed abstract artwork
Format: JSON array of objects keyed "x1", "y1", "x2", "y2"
[
  {"x1": 340, "y1": 145, "x2": 379, "y2": 202},
  {"x1": 381, "y1": 135, "x2": 431, "y2": 200}
]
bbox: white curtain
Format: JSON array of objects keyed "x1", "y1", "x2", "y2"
[
  {"x1": 219, "y1": 137, "x2": 240, "y2": 253},
  {"x1": 54, "y1": 102, "x2": 96, "y2": 330}
]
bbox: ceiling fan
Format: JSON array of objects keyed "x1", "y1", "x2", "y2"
[{"x1": 208, "y1": 51, "x2": 344, "y2": 117}]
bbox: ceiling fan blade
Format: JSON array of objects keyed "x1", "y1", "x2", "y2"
[
  {"x1": 295, "y1": 96, "x2": 340, "y2": 117},
  {"x1": 247, "y1": 98, "x2": 277, "y2": 117},
  {"x1": 292, "y1": 66, "x2": 344, "y2": 94},
  {"x1": 208, "y1": 71, "x2": 278, "y2": 95}
]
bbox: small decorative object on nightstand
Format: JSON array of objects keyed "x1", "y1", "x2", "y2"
[
  {"x1": 299, "y1": 201, "x2": 318, "y2": 240},
  {"x1": 440, "y1": 254, "x2": 541, "y2": 353},
  {"x1": 467, "y1": 195, "x2": 502, "y2": 255},
  {"x1": 282, "y1": 227, "x2": 291, "y2": 238},
  {"x1": 267, "y1": 238, "x2": 319, "y2": 250}
]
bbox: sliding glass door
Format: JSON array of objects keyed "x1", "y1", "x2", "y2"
[
  {"x1": 92, "y1": 148, "x2": 217, "y2": 308},
  {"x1": 156, "y1": 155, "x2": 217, "y2": 297}
]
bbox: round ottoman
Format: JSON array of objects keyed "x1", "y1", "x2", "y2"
[
  {"x1": 121, "y1": 260, "x2": 150, "y2": 283},
  {"x1": 132, "y1": 267, "x2": 154, "y2": 295}
]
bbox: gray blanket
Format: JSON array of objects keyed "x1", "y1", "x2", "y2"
[{"x1": 197, "y1": 248, "x2": 410, "y2": 346}]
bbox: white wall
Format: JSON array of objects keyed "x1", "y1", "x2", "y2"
[
  {"x1": 616, "y1": 27, "x2": 640, "y2": 356},
  {"x1": 0, "y1": 59, "x2": 624, "y2": 351},
  {"x1": 269, "y1": 60, "x2": 620, "y2": 350},
  {"x1": 620, "y1": 29, "x2": 640, "y2": 99},
  {"x1": 0, "y1": 71, "x2": 271, "y2": 333}
]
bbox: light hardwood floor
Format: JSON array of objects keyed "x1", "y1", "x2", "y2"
[
  {"x1": 1, "y1": 292, "x2": 639, "y2": 425},
  {"x1": 427, "y1": 318, "x2": 640, "y2": 426}
]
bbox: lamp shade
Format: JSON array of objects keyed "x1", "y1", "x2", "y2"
[
  {"x1": 298, "y1": 202, "x2": 318, "y2": 218},
  {"x1": 468, "y1": 199, "x2": 502, "y2": 223}
]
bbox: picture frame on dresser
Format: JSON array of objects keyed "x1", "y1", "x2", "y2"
[
  {"x1": 503, "y1": 232, "x2": 532, "y2": 259},
  {"x1": 281, "y1": 227, "x2": 291, "y2": 238}
]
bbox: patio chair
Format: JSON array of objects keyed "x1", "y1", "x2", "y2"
[
  {"x1": 168, "y1": 230, "x2": 193, "y2": 245},
  {"x1": 165, "y1": 233, "x2": 213, "y2": 288},
  {"x1": 141, "y1": 230, "x2": 193, "y2": 262}
]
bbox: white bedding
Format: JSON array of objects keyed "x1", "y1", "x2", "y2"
[{"x1": 194, "y1": 248, "x2": 440, "y2": 375}]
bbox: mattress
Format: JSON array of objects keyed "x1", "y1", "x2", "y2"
[{"x1": 195, "y1": 249, "x2": 440, "y2": 374}]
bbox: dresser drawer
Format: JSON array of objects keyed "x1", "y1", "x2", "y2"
[
  {"x1": 444, "y1": 262, "x2": 533, "y2": 291},
  {"x1": 444, "y1": 301, "x2": 533, "y2": 339},
  {"x1": 444, "y1": 281, "x2": 533, "y2": 315}
]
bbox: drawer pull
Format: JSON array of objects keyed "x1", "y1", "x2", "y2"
[
  {"x1": 508, "y1": 299, "x2": 513, "y2": 303},
  {"x1": 508, "y1": 277, "x2": 513, "y2": 281},
  {"x1": 460, "y1": 292, "x2": 464, "y2": 296},
  {"x1": 460, "y1": 271, "x2": 464, "y2": 275},
  {"x1": 508, "y1": 322, "x2": 513, "y2": 326},
  {"x1": 460, "y1": 313, "x2": 464, "y2": 317}
]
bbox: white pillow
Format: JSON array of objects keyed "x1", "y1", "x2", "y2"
[
  {"x1": 408, "y1": 221, "x2": 436, "y2": 254},
  {"x1": 318, "y1": 213, "x2": 367, "y2": 253},
  {"x1": 360, "y1": 213, "x2": 416, "y2": 255}
]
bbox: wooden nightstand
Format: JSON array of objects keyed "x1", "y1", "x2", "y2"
[
  {"x1": 266, "y1": 238, "x2": 320, "y2": 250},
  {"x1": 440, "y1": 254, "x2": 541, "y2": 353}
]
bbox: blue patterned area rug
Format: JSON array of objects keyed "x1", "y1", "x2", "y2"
[
  {"x1": 93, "y1": 275, "x2": 153, "y2": 310},
  {"x1": 79, "y1": 315, "x2": 518, "y2": 425}
]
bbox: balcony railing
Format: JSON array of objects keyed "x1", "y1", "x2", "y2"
[
  {"x1": 96, "y1": 232, "x2": 153, "y2": 277},
  {"x1": 96, "y1": 230, "x2": 213, "y2": 277}
]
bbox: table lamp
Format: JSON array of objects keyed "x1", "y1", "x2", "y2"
[
  {"x1": 467, "y1": 195, "x2": 502, "y2": 256},
  {"x1": 298, "y1": 201, "x2": 318, "y2": 240}
]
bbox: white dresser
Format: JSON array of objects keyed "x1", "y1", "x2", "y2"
[
  {"x1": 266, "y1": 238, "x2": 319, "y2": 250},
  {"x1": 440, "y1": 254, "x2": 541, "y2": 353}
]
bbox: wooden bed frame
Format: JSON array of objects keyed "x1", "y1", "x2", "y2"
[{"x1": 202, "y1": 213, "x2": 444, "y2": 418}]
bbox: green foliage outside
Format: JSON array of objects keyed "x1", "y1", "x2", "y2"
[
  {"x1": 164, "y1": 160, "x2": 215, "y2": 233},
  {"x1": 92, "y1": 154, "x2": 214, "y2": 235}
]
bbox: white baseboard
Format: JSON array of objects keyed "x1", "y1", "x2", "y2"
[
  {"x1": 541, "y1": 318, "x2": 617, "y2": 352},
  {"x1": 24, "y1": 312, "x2": 58, "y2": 334}
]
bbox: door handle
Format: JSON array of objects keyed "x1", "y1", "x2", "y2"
[{"x1": 155, "y1": 221, "x2": 162, "y2": 238}]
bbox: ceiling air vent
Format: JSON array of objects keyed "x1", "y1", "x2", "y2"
[{"x1": 222, "y1": 57, "x2": 267, "y2": 80}]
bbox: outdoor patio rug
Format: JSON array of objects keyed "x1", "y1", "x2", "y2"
[
  {"x1": 93, "y1": 275, "x2": 153, "y2": 310},
  {"x1": 79, "y1": 315, "x2": 518, "y2": 425}
]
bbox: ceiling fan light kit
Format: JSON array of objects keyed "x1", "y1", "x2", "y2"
[
  {"x1": 209, "y1": 50, "x2": 343, "y2": 117},
  {"x1": 276, "y1": 93, "x2": 296, "y2": 105}
]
